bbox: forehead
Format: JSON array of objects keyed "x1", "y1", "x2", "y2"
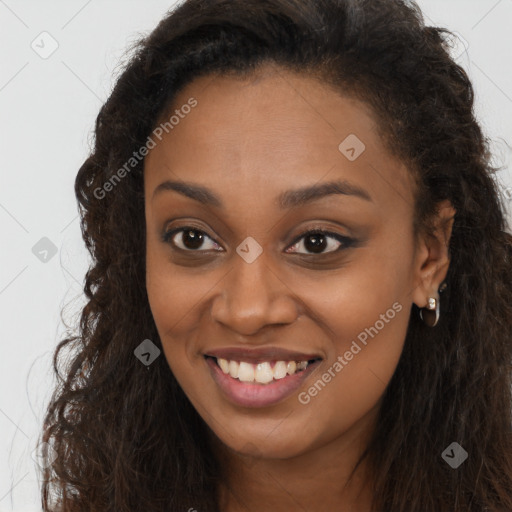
[{"x1": 144, "y1": 65, "x2": 414, "y2": 214}]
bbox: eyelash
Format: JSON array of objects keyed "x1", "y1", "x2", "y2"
[{"x1": 161, "y1": 225, "x2": 356, "y2": 255}]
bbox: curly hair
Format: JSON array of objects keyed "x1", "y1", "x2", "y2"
[{"x1": 39, "y1": 0, "x2": 512, "y2": 510}]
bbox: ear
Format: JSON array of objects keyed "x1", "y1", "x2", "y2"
[{"x1": 412, "y1": 200, "x2": 456, "y2": 308}]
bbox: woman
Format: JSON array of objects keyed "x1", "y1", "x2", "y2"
[{"x1": 40, "y1": 0, "x2": 512, "y2": 510}]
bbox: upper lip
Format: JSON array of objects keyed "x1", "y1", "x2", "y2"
[{"x1": 204, "y1": 346, "x2": 323, "y2": 363}]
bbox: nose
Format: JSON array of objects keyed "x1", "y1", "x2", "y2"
[{"x1": 210, "y1": 251, "x2": 299, "y2": 336}]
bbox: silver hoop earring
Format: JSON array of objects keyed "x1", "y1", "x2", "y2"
[{"x1": 419, "y1": 296, "x2": 440, "y2": 327}]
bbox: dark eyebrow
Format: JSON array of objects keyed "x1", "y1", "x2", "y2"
[
  {"x1": 153, "y1": 180, "x2": 222, "y2": 208},
  {"x1": 278, "y1": 179, "x2": 372, "y2": 208},
  {"x1": 152, "y1": 179, "x2": 372, "y2": 209}
]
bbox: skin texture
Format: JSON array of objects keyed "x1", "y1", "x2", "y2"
[{"x1": 144, "y1": 64, "x2": 455, "y2": 512}]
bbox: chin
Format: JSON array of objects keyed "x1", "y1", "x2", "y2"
[{"x1": 211, "y1": 421, "x2": 315, "y2": 461}]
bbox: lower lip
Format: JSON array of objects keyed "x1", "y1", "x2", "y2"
[{"x1": 205, "y1": 356, "x2": 322, "y2": 408}]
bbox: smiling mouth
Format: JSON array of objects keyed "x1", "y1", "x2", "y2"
[{"x1": 204, "y1": 355, "x2": 322, "y2": 385}]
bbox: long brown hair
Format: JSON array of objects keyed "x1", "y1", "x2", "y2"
[{"x1": 40, "y1": 0, "x2": 512, "y2": 510}]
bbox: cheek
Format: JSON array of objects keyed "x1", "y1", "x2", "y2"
[
  {"x1": 281, "y1": 233, "x2": 414, "y2": 439},
  {"x1": 296, "y1": 225, "x2": 414, "y2": 353},
  {"x1": 145, "y1": 248, "x2": 208, "y2": 351},
  {"x1": 145, "y1": 242, "x2": 224, "y2": 391},
  {"x1": 286, "y1": 308, "x2": 409, "y2": 460},
  {"x1": 297, "y1": 295, "x2": 409, "y2": 418},
  {"x1": 145, "y1": 225, "x2": 212, "y2": 326},
  {"x1": 283, "y1": 268, "x2": 411, "y2": 454}
]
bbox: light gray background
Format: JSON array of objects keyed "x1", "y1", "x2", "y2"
[{"x1": 1, "y1": 1, "x2": 511, "y2": 510}]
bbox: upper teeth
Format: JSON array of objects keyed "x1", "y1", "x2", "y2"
[{"x1": 217, "y1": 358, "x2": 310, "y2": 384}]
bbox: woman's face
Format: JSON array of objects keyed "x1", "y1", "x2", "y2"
[{"x1": 144, "y1": 64, "x2": 435, "y2": 459}]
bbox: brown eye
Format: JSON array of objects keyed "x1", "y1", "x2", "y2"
[
  {"x1": 163, "y1": 227, "x2": 222, "y2": 252},
  {"x1": 286, "y1": 229, "x2": 354, "y2": 255}
]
